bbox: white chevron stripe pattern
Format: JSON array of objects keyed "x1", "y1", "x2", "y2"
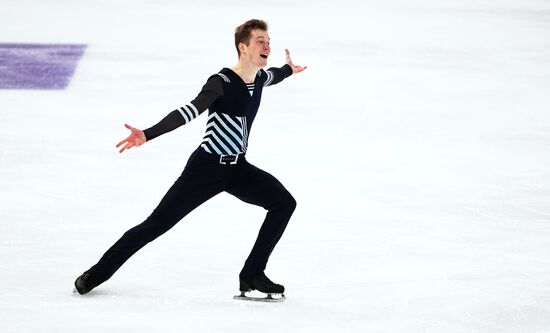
[
  {"x1": 201, "y1": 143, "x2": 212, "y2": 154},
  {"x1": 206, "y1": 122, "x2": 240, "y2": 152},
  {"x1": 201, "y1": 112, "x2": 248, "y2": 155},
  {"x1": 201, "y1": 138, "x2": 222, "y2": 155},
  {"x1": 204, "y1": 130, "x2": 233, "y2": 153},
  {"x1": 221, "y1": 113, "x2": 241, "y2": 130}
]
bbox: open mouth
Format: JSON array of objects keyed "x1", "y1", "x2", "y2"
[{"x1": 260, "y1": 54, "x2": 268, "y2": 59}]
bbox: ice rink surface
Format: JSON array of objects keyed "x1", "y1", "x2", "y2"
[{"x1": 1, "y1": 0, "x2": 550, "y2": 332}]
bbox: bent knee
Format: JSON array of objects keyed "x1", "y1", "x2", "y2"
[
  {"x1": 280, "y1": 191, "x2": 297, "y2": 214},
  {"x1": 287, "y1": 193, "x2": 297, "y2": 212},
  {"x1": 265, "y1": 190, "x2": 296, "y2": 214}
]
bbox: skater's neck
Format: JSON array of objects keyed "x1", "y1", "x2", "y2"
[{"x1": 231, "y1": 61, "x2": 260, "y2": 84}]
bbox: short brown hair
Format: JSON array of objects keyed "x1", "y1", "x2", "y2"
[{"x1": 234, "y1": 19, "x2": 268, "y2": 57}]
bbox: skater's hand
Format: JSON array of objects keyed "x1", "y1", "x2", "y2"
[
  {"x1": 285, "y1": 49, "x2": 307, "y2": 74},
  {"x1": 116, "y1": 124, "x2": 146, "y2": 153}
]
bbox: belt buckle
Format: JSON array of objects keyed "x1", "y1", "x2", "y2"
[{"x1": 219, "y1": 154, "x2": 239, "y2": 165}]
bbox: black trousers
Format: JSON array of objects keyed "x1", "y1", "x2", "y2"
[{"x1": 87, "y1": 147, "x2": 296, "y2": 285}]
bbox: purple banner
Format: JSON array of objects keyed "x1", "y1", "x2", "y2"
[{"x1": 0, "y1": 43, "x2": 86, "y2": 89}]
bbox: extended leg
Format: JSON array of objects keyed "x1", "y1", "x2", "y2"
[{"x1": 76, "y1": 168, "x2": 226, "y2": 294}]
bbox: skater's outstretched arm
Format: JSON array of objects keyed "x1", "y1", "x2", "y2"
[
  {"x1": 115, "y1": 76, "x2": 224, "y2": 153},
  {"x1": 263, "y1": 49, "x2": 306, "y2": 87}
]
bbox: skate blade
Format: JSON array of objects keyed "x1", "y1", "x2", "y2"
[{"x1": 233, "y1": 291, "x2": 285, "y2": 303}]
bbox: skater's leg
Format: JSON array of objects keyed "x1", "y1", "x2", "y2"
[
  {"x1": 85, "y1": 165, "x2": 227, "y2": 288},
  {"x1": 226, "y1": 161, "x2": 296, "y2": 280}
]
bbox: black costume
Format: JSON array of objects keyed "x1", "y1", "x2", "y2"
[{"x1": 76, "y1": 64, "x2": 296, "y2": 294}]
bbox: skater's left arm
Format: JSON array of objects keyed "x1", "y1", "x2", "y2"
[{"x1": 263, "y1": 49, "x2": 307, "y2": 87}]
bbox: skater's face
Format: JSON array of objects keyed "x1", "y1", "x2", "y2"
[{"x1": 239, "y1": 29, "x2": 271, "y2": 68}]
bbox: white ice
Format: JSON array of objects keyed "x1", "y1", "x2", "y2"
[{"x1": 1, "y1": 0, "x2": 550, "y2": 332}]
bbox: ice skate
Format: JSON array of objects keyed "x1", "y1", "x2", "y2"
[
  {"x1": 233, "y1": 273, "x2": 286, "y2": 302},
  {"x1": 73, "y1": 272, "x2": 99, "y2": 295}
]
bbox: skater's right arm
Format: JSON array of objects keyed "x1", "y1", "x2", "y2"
[
  {"x1": 116, "y1": 77, "x2": 223, "y2": 153},
  {"x1": 143, "y1": 76, "x2": 223, "y2": 141}
]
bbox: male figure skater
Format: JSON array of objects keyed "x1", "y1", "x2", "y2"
[{"x1": 74, "y1": 19, "x2": 306, "y2": 300}]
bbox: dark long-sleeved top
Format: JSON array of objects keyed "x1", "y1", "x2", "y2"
[{"x1": 143, "y1": 64, "x2": 293, "y2": 155}]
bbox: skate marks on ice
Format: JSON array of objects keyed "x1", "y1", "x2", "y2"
[{"x1": 233, "y1": 290, "x2": 286, "y2": 303}]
